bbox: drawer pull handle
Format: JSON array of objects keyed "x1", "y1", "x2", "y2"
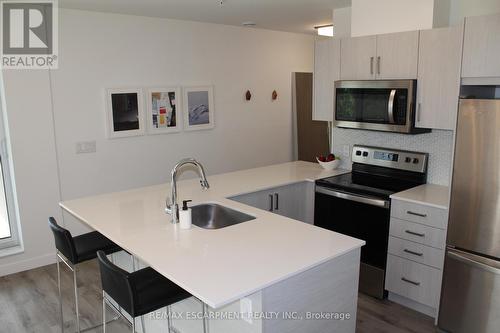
[
  {"x1": 401, "y1": 277, "x2": 421, "y2": 286},
  {"x1": 405, "y1": 230, "x2": 425, "y2": 237},
  {"x1": 404, "y1": 249, "x2": 423, "y2": 257},
  {"x1": 407, "y1": 211, "x2": 427, "y2": 218}
]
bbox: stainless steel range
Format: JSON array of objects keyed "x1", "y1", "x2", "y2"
[{"x1": 314, "y1": 145, "x2": 428, "y2": 299}]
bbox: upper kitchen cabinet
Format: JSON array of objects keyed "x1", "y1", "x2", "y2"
[
  {"x1": 313, "y1": 38, "x2": 340, "y2": 121},
  {"x1": 340, "y1": 35, "x2": 376, "y2": 80},
  {"x1": 416, "y1": 25, "x2": 463, "y2": 130},
  {"x1": 340, "y1": 31, "x2": 418, "y2": 80},
  {"x1": 462, "y1": 13, "x2": 500, "y2": 78},
  {"x1": 375, "y1": 31, "x2": 419, "y2": 79}
]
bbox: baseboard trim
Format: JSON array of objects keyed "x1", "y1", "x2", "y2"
[
  {"x1": 388, "y1": 292, "x2": 436, "y2": 318},
  {"x1": 0, "y1": 253, "x2": 55, "y2": 277}
]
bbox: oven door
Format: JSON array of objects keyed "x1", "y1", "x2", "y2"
[
  {"x1": 314, "y1": 186, "x2": 390, "y2": 298},
  {"x1": 335, "y1": 80, "x2": 416, "y2": 133}
]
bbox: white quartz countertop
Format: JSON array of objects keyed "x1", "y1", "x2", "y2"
[
  {"x1": 390, "y1": 184, "x2": 450, "y2": 210},
  {"x1": 60, "y1": 161, "x2": 364, "y2": 308}
]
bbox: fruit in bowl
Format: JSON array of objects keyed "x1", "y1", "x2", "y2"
[{"x1": 317, "y1": 153, "x2": 341, "y2": 170}]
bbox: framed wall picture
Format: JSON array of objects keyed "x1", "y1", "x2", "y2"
[
  {"x1": 147, "y1": 87, "x2": 181, "y2": 134},
  {"x1": 105, "y1": 88, "x2": 145, "y2": 138},
  {"x1": 183, "y1": 86, "x2": 215, "y2": 131}
]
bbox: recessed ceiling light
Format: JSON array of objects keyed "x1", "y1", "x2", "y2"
[
  {"x1": 314, "y1": 24, "x2": 334, "y2": 37},
  {"x1": 242, "y1": 21, "x2": 256, "y2": 27}
]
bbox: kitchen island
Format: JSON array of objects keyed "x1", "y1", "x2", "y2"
[{"x1": 60, "y1": 161, "x2": 364, "y2": 333}]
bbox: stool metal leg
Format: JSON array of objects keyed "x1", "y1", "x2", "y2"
[
  {"x1": 166, "y1": 306, "x2": 172, "y2": 333},
  {"x1": 131, "y1": 254, "x2": 146, "y2": 333},
  {"x1": 132, "y1": 318, "x2": 136, "y2": 333},
  {"x1": 73, "y1": 266, "x2": 81, "y2": 333},
  {"x1": 102, "y1": 291, "x2": 106, "y2": 333},
  {"x1": 202, "y1": 303, "x2": 209, "y2": 333},
  {"x1": 57, "y1": 251, "x2": 119, "y2": 333},
  {"x1": 56, "y1": 253, "x2": 64, "y2": 333},
  {"x1": 140, "y1": 315, "x2": 146, "y2": 333}
]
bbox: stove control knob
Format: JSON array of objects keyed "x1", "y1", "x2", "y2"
[
  {"x1": 412, "y1": 158, "x2": 419, "y2": 164},
  {"x1": 362, "y1": 151, "x2": 369, "y2": 157},
  {"x1": 405, "y1": 157, "x2": 412, "y2": 163},
  {"x1": 356, "y1": 151, "x2": 362, "y2": 156}
]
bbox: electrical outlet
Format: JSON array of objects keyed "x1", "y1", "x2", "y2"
[
  {"x1": 240, "y1": 297, "x2": 253, "y2": 324},
  {"x1": 342, "y1": 144, "x2": 350, "y2": 158},
  {"x1": 76, "y1": 141, "x2": 96, "y2": 154}
]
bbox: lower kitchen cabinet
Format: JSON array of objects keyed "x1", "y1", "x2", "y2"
[
  {"x1": 386, "y1": 254, "x2": 442, "y2": 309},
  {"x1": 229, "y1": 181, "x2": 315, "y2": 224},
  {"x1": 229, "y1": 187, "x2": 275, "y2": 212},
  {"x1": 385, "y1": 198, "x2": 448, "y2": 320}
]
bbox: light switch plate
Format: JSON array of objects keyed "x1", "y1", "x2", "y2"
[
  {"x1": 76, "y1": 141, "x2": 96, "y2": 154},
  {"x1": 240, "y1": 297, "x2": 253, "y2": 324}
]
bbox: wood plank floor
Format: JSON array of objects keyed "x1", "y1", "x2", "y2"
[
  {"x1": 357, "y1": 293, "x2": 436, "y2": 333},
  {"x1": 0, "y1": 260, "x2": 437, "y2": 332}
]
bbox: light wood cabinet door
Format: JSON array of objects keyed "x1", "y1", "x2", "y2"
[
  {"x1": 229, "y1": 189, "x2": 273, "y2": 212},
  {"x1": 228, "y1": 182, "x2": 315, "y2": 224},
  {"x1": 386, "y1": 254, "x2": 442, "y2": 308},
  {"x1": 375, "y1": 30, "x2": 419, "y2": 79},
  {"x1": 313, "y1": 38, "x2": 340, "y2": 121},
  {"x1": 340, "y1": 35, "x2": 376, "y2": 80},
  {"x1": 416, "y1": 25, "x2": 463, "y2": 130},
  {"x1": 272, "y1": 182, "x2": 315, "y2": 224},
  {"x1": 462, "y1": 13, "x2": 500, "y2": 78}
]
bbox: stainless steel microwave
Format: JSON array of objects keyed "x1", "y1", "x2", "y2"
[{"x1": 334, "y1": 80, "x2": 430, "y2": 134}]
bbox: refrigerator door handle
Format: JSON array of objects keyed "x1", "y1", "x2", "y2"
[{"x1": 447, "y1": 249, "x2": 500, "y2": 275}]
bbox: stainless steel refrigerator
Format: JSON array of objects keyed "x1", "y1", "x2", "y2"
[{"x1": 438, "y1": 99, "x2": 500, "y2": 333}]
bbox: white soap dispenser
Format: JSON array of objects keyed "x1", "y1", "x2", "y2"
[{"x1": 179, "y1": 200, "x2": 192, "y2": 229}]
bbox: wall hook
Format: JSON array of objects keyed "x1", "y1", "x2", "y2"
[{"x1": 272, "y1": 90, "x2": 278, "y2": 101}]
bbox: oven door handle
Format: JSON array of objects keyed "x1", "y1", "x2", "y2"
[
  {"x1": 316, "y1": 187, "x2": 390, "y2": 209},
  {"x1": 388, "y1": 89, "x2": 396, "y2": 124}
]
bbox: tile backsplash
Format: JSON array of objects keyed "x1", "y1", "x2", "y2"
[{"x1": 332, "y1": 128, "x2": 454, "y2": 186}]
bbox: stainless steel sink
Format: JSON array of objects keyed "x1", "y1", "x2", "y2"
[{"x1": 191, "y1": 203, "x2": 255, "y2": 229}]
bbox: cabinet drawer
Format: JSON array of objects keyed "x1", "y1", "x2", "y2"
[
  {"x1": 388, "y1": 236, "x2": 445, "y2": 269},
  {"x1": 385, "y1": 254, "x2": 442, "y2": 308},
  {"x1": 390, "y1": 217, "x2": 446, "y2": 249},
  {"x1": 391, "y1": 199, "x2": 448, "y2": 229}
]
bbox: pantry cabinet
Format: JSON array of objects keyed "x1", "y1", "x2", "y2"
[
  {"x1": 313, "y1": 38, "x2": 340, "y2": 121},
  {"x1": 340, "y1": 31, "x2": 418, "y2": 80},
  {"x1": 462, "y1": 13, "x2": 500, "y2": 78},
  {"x1": 416, "y1": 24, "x2": 463, "y2": 130}
]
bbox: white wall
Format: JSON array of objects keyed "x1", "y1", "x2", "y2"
[
  {"x1": 351, "y1": 0, "x2": 435, "y2": 37},
  {"x1": 0, "y1": 70, "x2": 63, "y2": 275},
  {"x1": 0, "y1": 9, "x2": 313, "y2": 275},
  {"x1": 333, "y1": 7, "x2": 351, "y2": 38},
  {"x1": 449, "y1": 0, "x2": 500, "y2": 25},
  {"x1": 433, "y1": 0, "x2": 451, "y2": 27}
]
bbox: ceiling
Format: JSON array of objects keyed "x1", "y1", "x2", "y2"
[{"x1": 59, "y1": 0, "x2": 351, "y2": 34}]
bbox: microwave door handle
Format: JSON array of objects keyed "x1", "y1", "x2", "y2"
[{"x1": 388, "y1": 89, "x2": 396, "y2": 124}]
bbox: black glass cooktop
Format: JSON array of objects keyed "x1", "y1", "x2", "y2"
[{"x1": 316, "y1": 163, "x2": 427, "y2": 200}]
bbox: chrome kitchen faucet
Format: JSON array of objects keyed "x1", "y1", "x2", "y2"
[{"x1": 166, "y1": 158, "x2": 210, "y2": 224}]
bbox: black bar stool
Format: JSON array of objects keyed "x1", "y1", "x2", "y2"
[
  {"x1": 48, "y1": 217, "x2": 122, "y2": 333},
  {"x1": 97, "y1": 250, "x2": 203, "y2": 333}
]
